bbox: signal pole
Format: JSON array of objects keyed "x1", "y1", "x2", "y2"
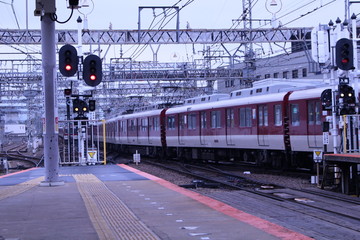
[
  {"x1": 328, "y1": 20, "x2": 339, "y2": 154},
  {"x1": 36, "y1": 0, "x2": 63, "y2": 186}
]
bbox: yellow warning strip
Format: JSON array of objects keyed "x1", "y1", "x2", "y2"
[
  {"x1": 74, "y1": 174, "x2": 159, "y2": 240},
  {"x1": 0, "y1": 177, "x2": 44, "y2": 201}
]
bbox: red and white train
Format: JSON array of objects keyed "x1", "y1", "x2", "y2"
[{"x1": 96, "y1": 80, "x2": 338, "y2": 169}]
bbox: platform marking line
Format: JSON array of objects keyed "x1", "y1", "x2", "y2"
[
  {"x1": 0, "y1": 176, "x2": 44, "y2": 201},
  {"x1": 73, "y1": 174, "x2": 160, "y2": 240},
  {"x1": 0, "y1": 167, "x2": 38, "y2": 179},
  {"x1": 120, "y1": 164, "x2": 314, "y2": 240}
]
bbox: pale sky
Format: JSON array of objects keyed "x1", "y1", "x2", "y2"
[
  {"x1": 0, "y1": 0, "x2": 356, "y2": 29},
  {"x1": 0, "y1": 0, "x2": 359, "y2": 63}
]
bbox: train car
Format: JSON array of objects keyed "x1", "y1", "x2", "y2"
[
  {"x1": 164, "y1": 85, "x2": 332, "y2": 169},
  {"x1": 96, "y1": 80, "x2": 344, "y2": 170},
  {"x1": 102, "y1": 107, "x2": 167, "y2": 157}
]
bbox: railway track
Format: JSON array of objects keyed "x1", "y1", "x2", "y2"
[
  {"x1": 0, "y1": 143, "x2": 43, "y2": 169},
  {"x1": 135, "y1": 159, "x2": 360, "y2": 238}
]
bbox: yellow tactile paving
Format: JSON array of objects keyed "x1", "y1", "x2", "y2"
[
  {"x1": 0, "y1": 176, "x2": 44, "y2": 201},
  {"x1": 74, "y1": 174, "x2": 160, "y2": 240}
]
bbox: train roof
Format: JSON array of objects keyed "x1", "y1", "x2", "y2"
[
  {"x1": 106, "y1": 108, "x2": 164, "y2": 122},
  {"x1": 166, "y1": 84, "x2": 334, "y2": 114},
  {"x1": 230, "y1": 78, "x2": 328, "y2": 99},
  {"x1": 104, "y1": 79, "x2": 338, "y2": 120},
  {"x1": 289, "y1": 86, "x2": 329, "y2": 101},
  {"x1": 183, "y1": 94, "x2": 229, "y2": 105},
  {"x1": 166, "y1": 91, "x2": 288, "y2": 114}
]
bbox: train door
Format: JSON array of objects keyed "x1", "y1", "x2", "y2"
[
  {"x1": 120, "y1": 120, "x2": 126, "y2": 144},
  {"x1": 126, "y1": 119, "x2": 131, "y2": 143},
  {"x1": 178, "y1": 114, "x2": 186, "y2": 145},
  {"x1": 136, "y1": 118, "x2": 140, "y2": 143},
  {"x1": 307, "y1": 100, "x2": 322, "y2": 148},
  {"x1": 226, "y1": 108, "x2": 234, "y2": 145},
  {"x1": 200, "y1": 111, "x2": 207, "y2": 145},
  {"x1": 257, "y1": 105, "x2": 269, "y2": 146},
  {"x1": 147, "y1": 117, "x2": 152, "y2": 144}
]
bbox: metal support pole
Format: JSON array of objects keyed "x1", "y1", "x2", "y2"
[
  {"x1": 102, "y1": 119, "x2": 107, "y2": 165},
  {"x1": 176, "y1": 7, "x2": 180, "y2": 42},
  {"x1": 39, "y1": 3, "x2": 63, "y2": 186},
  {"x1": 330, "y1": 70, "x2": 339, "y2": 154},
  {"x1": 138, "y1": 7, "x2": 142, "y2": 43},
  {"x1": 329, "y1": 21, "x2": 339, "y2": 154}
]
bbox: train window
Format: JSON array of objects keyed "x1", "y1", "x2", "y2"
[
  {"x1": 179, "y1": 115, "x2": 187, "y2": 129},
  {"x1": 211, "y1": 111, "x2": 221, "y2": 128},
  {"x1": 130, "y1": 119, "x2": 136, "y2": 131},
  {"x1": 120, "y1": 121, "x2": 126, "y2": 133},
  {"x1": 239, "y1": 107, "x2": 252, "y2": 127},
  {"x1": 315, "y1": 102, "x2": 321, "y2": 125},
  {"x1": 258, "y1": 105, "x2": 268, "y2": 126},
  {"x1": 140, "y1": 118, "x2": 147, "y2": 132},
  {"x1": 308, "y1": 102, "x2": 315, "y2": 125},
  {"x1": 188, "y1": 114, "x2": 197, "y2": 129},
  {"x1": 153, "y1": 117, "x2": 160, "y2": 131},
  {"x1": 201, "y1": 111, "x2": 207, "y2": 129},
  {"x1": 148, "y1": 117, "x2": 153, "y2": 131},
  {"x1": 290, "y1": 104, "x2": 300, "y2": 126},
  {"x1": 274, "y1": 105, "x2": 282, "y2": 126},
  {"x1": 117, "y1": 121, "x2": 120, "y2": 133},
  {"x1": 167, "y1": 116, "x2": 175, "y2": 130},
  {"x1": 226, "y1": 109, "x2": 234, "y2": 128},
  {"x1": 308, "y1": 101, "x2": 322, "y2": 126}
]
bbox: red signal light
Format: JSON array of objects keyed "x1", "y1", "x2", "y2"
[
  {"x1": 90, "y1": 74, "x2": 96, "y2": 81},
  {"x1": 83, "y1": 55, "x2": 102, "y2": 86},
  {"x1": 59, "y1": 45, "x2": 78, "y2": 76},
  {"x1": 65, "y1": 64, "x2": 72, "y2": 71},
  {"x1": 341, "y1": 58, "x2": 349, "y2": 63}
]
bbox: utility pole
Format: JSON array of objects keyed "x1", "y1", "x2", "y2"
[
  {"x1": 242, "y1": 0, "x2": 256, "y2": 85},
  {"x1": 35, "y1": 0, "x2": 63, "y2": 186}
]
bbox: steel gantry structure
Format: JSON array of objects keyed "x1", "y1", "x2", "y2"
[
  {"x1": 0, "y1": 27, "x2": 312, "y2": 45},
  {"x1": 0, "y1": 27, "x2": 313, "y2": 120}
]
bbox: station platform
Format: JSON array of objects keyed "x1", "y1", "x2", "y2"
[
  {"x1": 324, "y1": 152, "x2": 360, "y2": 163},
  {"x1": 0, "y1": 164, "x2": 312, "y2": 240},
  {"x1": 323, "y1": 153, "x2": 360, "y2": 195}
]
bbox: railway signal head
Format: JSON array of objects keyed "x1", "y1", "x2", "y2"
[
  {"x1": 339, "y1": 84, "x2": 356, "y2": 115},
  {"x1": 73, "y1": 98, "x2": 80, "y2": 113},
  {"x1": 73, "y1": 99, "x2": 89, "y2": 116},
  {"x1": 59, "y1": 44, "x2": 79, "y2": 77},
  {"x1": 320, "y1": 89, "x2": 332, "y2": 111},
  {"x1": 83, "y1": 55, "x2": 102, "y2": 87},
  {"x1": 335, "y1": 38, "x2": 354, "y2": 71},
  {"x1": 64, "y1": 88, "x2": 72, "y2": 96},
  {"x1": 81, "y1": 100, "x2": 89, "y2": 113},
  {"x1": 89, "y1": 100, "x2": 96, "y2": 111}
]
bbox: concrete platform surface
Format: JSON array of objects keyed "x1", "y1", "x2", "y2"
[{"x1": 0, "y1": 164, "x2": 313, "y2": 240}]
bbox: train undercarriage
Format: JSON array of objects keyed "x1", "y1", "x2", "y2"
[{"x1": 107, "y1": 143, "x2": 314, "y2": 171}]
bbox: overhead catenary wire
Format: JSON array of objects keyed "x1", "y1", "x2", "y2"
[
  {"x1": 129, "y1": 0, "x2": 195, "y2": 61},
  {"x1": 207, "y1": 0, "x2": 339, "y2": 67},
  {"x1": 130, "y1": 0, "x2": 194, "y2": 60}
]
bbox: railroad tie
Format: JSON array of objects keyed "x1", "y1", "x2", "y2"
[
  {"x1": 73, "y1": 174, "x2": 160, "y2": 240},
  {"x1": 0, "y1": 176, "x2": 44, "y2": 201}
]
